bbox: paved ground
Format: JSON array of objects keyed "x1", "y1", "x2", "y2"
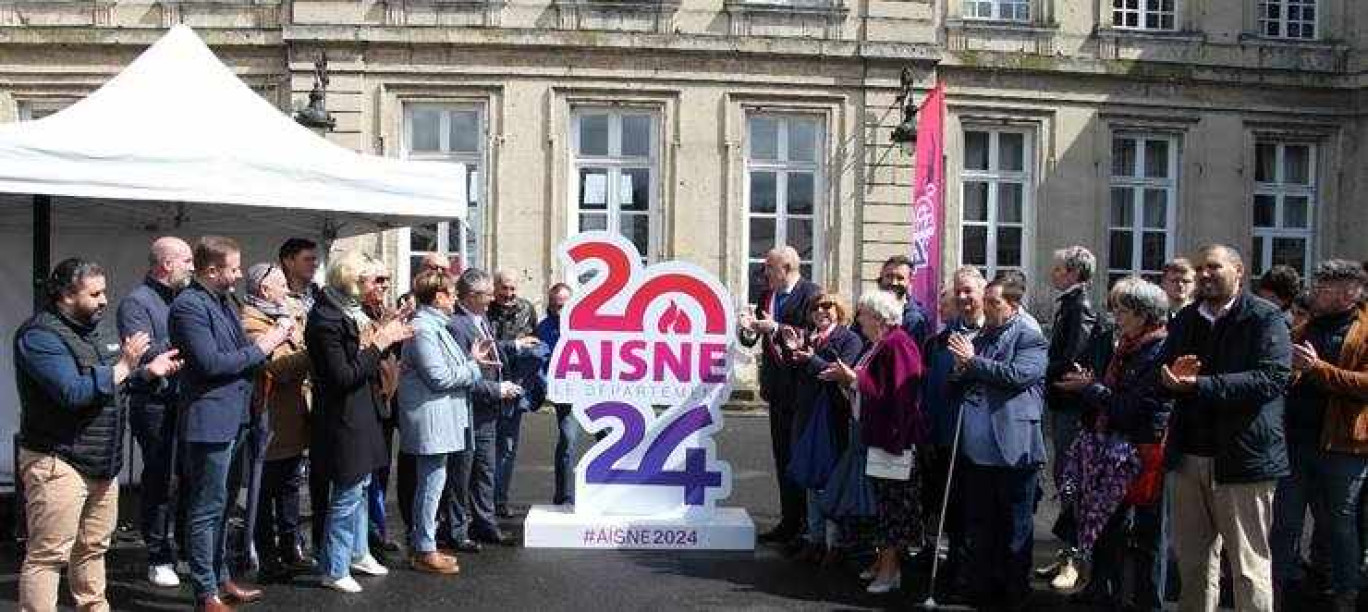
[{"x1": 0, "y1": 409, "x2": 1238, "y2": 611}]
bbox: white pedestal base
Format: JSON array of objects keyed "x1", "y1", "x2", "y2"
[{"x1": 522, "y1": 505, "x2": 755, "y2": 550}]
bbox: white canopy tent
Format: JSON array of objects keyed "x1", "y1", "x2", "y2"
[{"x1": 0, "y1": 25, "x2": 466, "y2": 483}]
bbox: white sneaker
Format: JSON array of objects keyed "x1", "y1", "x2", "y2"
[
  {"x1": 350, "y1": 554, "x2": 389, "y2": 577},
  {"x1": 322, "y1": 575, "x2": 363, "y2": 593},
  {"x1": 147, "y1": 564, "x2": 180, "y2": 588},
  {"x1": 866, "y1": 570, "x2": 902, "y2": 594},
  {"x1": 1050, "y1": 558, "x2": 1080, "y2": 590}
]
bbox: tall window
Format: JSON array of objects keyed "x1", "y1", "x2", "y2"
[
  {"x1": 964, "y1": 0, "x2": 1029, "y2": 21},
  {"x1": 960, "y1": 128, "x2": 1031, "y2": 279},
  {"x1": 1113, "y1": 0, "x2": 1175, "y2": 30},
  {"x1": 571, "y1": 109, "x2": 659, "y2": 262},
  {"x1": 1252, "y1": 141, "x2": 1315, "y2": 276},
  {"x1": 745, "y1": 114, "x2": 824, "y2": 302},
  {"x1": 403, "y1": 104, "x2": 485, "y2": 282},
  {"x1": 1258, "y1": 0, "x2": 1316, "y2": 39},
  {"x1": 1108, "y1": 134, "x2": 1178, "y2": 285}
]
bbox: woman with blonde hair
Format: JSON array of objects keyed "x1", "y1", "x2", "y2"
[{"x1": 306, "y1": 251, "x2": 412, "y2": 593}]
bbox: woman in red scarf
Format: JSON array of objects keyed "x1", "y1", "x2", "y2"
[{"x1": 1054, "y1": 276, "x2": 1175, "y2": 610}]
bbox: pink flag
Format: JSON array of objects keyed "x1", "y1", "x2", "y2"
[{"x1": 910, "y1": 81, "x2": 945, "y2": 329}]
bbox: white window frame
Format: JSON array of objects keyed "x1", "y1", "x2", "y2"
[
  {"x1": 1107, "y1": 133, "x2": 1179, "y2": 284},
  {"x1": 958, "y1": 127, "x2": 1034, "y2": 280},
  {"x1": 400, "y1": 102, "x2": 487, "y2": 284},
  {"x1": 1252, "y1": 141, "x2": 1317, "y2": 277},
  {"x1": 963, "y1": 0, "x2": 1030, "y2": 21},
  {"x1": 743, "y1": 112, "x2": 826, "y2": 304},
  {"x1": 569, "y1": 108, "x2": 661, "y2": 263},
  {"x1": 1111, "y1": 0, "x2": 1176, "y2": 31},
  {"x1": 16, "y1": 100, "x2": 69, "y2": 121},
  {"x1": 1257, "y1": 0, "x2": 1318, "y2": 40}
]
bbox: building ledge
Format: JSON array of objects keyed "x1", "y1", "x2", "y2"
[
  {"x1": 554, "y1": 0, "x2": 680, "y2": 34},
  {"x1": 723, "y1": 0, "x2": 848, "y2": 39}
]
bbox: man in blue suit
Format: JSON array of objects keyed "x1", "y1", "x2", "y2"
[
  {"x1": 443, "y1": 268, "x2": 530, "y2": 547},
  {"x1": 170, "y1": 236, "x2": 291, "y2": 611},
  {"x1": 738, "y1": 246, "x2": 822, "y2": 546},
  {"x1": 948, "y1": 273, "x2": 1048, "y2": 612}
]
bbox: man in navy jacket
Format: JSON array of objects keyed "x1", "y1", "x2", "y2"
[
  {"x1": 1160, "y1": 244, "x2": 1291, "y2": 612},
  {"x1": 738, "y1": 246, "x2": 822, "y2": 546},
  {"x1": 116, "y1": 236, "x2": 193, "y2": 588},
  {"x1": 170, "y1": 236, "x2": 290, "y2": 611}
]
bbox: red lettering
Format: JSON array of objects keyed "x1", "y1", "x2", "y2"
[{"x1": 619, "y1": 340, "x2": 648, "y2": 381}]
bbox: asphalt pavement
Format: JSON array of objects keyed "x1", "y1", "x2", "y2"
[{"x1": 0, "y1": 409, "x2": 1234, "y2": 611}]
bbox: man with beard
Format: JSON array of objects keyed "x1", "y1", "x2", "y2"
[
  {"x1": 487, "y1": 270, "x2": 540, "y2": 518},
  {"x1": 171, "y1": 236, "x2": 292, "y2": 611},
  {"x1": 1161, "y1": 244, "x2": 1291, "y2": 612},
  {"x1": 16, "y1": 258, "x2": 181, "y2": 611},
  {"x1": 876, "y1": 255, "x2": 932, "y2": 344},
  {"x1": 116, "y1": 237, "x2": 194, "y2": 588}
]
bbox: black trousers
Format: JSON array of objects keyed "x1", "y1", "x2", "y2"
[
  {"x1": 396, "y1": 451, "x2": 418, "y2": 535},
  {"x1": 255, "y1": 455, "x2": 305, "y2": 562},
  {"x1": 768, "y1": 403, "x2": 805, "y2": 534}
]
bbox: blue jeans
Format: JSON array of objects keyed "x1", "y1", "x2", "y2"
[
  {"x1": 410, "y1": 454, "x2": 447, "y2": 554},
  {"x1": 324, "y1": 475, "x2": 371, "y2": 579},
  {"x1": 962, "y1": 462, "x2": 1039, "y2": 609},
  {"x1": 1272, "y1": 443, "x2": 1333, "y2": 584},
  {"x1": 494, "y1": 408, "x2": 524, "y2": 507},
  {"x1": 130, "y1": 400, "x2": 178, "y2": 566},
  {"x1": 552, "y1": 404, "x2": 580, "y2": 505},
  {"x1": 182, "y1": 429, "x2": 247, "y2": 601},
  {"x1": 804, "y1": 489, "x2": 838, "y2": 546},
  {"x1": 1276, "y1": 444, "x2": 1368, "y2": 593}
]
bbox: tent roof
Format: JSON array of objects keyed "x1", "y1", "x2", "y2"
[{"x1": 0, "y1": 25, "x2": 464, "y2": 236}]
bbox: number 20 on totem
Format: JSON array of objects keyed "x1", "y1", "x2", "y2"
[{"x1": 548, "y1": 232, "x2": 736, "y2": 517}]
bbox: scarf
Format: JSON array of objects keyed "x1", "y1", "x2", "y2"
[
  {"x1": 324, "y1": 286, "x2": 371, "y2": 329},
  {"x1": 245, "y1": 293, "x2": 292, "y2": 321},
  {"x1": 1103, "y1": 325, "x2": 1167, "y2": 388}
]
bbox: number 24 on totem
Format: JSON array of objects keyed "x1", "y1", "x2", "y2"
[{"x1": 523, "y1": 232, "x2": 755, "y2": 550}]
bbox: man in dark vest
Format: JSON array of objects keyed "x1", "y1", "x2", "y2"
[{"x1": 14, "y1": 257, "x2": 181, "y2": 611}]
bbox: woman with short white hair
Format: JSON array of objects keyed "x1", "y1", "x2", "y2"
[{"x1": 821, "y1": 290, "x2": 926, "y2": 594}]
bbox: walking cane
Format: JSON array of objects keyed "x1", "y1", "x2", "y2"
[{"x1": 920, "y1": 398, "x2": 966, "y2": 610}]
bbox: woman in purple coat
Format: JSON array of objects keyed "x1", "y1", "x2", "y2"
[{"x1": 822, "y1": 290, "x2": 926, "y2": 594}]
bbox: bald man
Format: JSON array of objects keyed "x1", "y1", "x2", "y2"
[
  {"x1": 116, "y1": 236, "x2": 195, "y2": 588},
  {"x1": 738, "y1": 246, "x2": 823, "y2": 547}
]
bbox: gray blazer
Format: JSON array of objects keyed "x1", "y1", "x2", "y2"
[
  {"x1": 954, "y1": 312, "x2": 1049, "y2": 467},
  {"x1": 396, "y1": 306, "x2": 483, "y2": 455}
]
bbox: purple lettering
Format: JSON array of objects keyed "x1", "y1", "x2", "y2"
[
  {"x1": 619, "y1": 340, "x2": 648, "y2": 381},
  {"x1": 555, "y1": 340, "x2": 594, "y2": 379}
]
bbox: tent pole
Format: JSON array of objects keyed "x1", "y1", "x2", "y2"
[{"x1": 32, "y1": 194, "x2": 50, "y2": 313}]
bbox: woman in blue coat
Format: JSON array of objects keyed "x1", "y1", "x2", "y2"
[{"x1": 396, "y1": 270, "x2": 494, "y2": 575}]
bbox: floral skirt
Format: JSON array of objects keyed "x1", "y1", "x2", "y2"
[{"x1": 872, "y1": 468, "x2": 923, "y2": 549}]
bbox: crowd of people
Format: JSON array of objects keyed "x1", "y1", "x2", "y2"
[
  {"x1": 11, "y1": 233, "x2": 1368, "y2": 612},
  {"x1": 739, "y1": 244, "x2": 1368, "y2": 612},
  {"x1": 12, "y1": 236, "x2": 559, "y2": 611}
]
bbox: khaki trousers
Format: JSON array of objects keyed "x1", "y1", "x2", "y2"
[
  {"x1": 18, "y1": 449, "x2": 119, "y2": 612},
  {"x1": 1171, "y1": 453, "x2": 1275, "y2": 612}
]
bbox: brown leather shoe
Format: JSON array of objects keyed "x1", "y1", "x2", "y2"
[
  {"x1": 220, "y1": 580, "x2": 263, "y2": 603},
  {"x1": 410, "y1": 551, "x2": 460, "y2": 575},
  {"x1": 197, "y1": 596, "x2": 234, "y2": 611}
]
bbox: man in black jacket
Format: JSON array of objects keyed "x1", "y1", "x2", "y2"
[
  {"x1": 1038, "y1": 245, "x2": 1101, "y2": 589},
  {"x1": 738, "y1": 246, "x2": 821, "y2": 546},
  {"x1": 1161, "y1": 244, "x2": 1291, "y2": 612}
]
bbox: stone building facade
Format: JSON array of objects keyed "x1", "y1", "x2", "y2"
[{"x1": 0, "y1": 0, "x2": 1364, "y2": 320}]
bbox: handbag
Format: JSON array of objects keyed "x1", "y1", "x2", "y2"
[
  {"x1": 787, "y1": 389, "x2": 839, "y2": 489},
  {"x1": 819, "y1": 424, "x2": 877, "y2": 519},
  {"x1": 1123, "y1": 436, "x2": 1166, "y2": 506}
]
